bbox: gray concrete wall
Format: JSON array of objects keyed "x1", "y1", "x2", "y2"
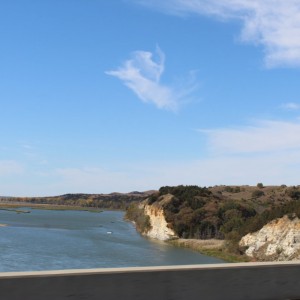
[{"x1": 1, "y1": 262, "x2": 300, "y2": 300}]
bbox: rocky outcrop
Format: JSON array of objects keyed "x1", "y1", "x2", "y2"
[
  {"x1": 142, "y1": 194, "x2": 177, "y2": 241},
  {"x1": 239, "y1": 214, "x2": 300, "y2": 261}
]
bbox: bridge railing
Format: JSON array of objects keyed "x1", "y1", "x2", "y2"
[{"x1": 1, "y1": 262, "x2": 300, "y2": 300}]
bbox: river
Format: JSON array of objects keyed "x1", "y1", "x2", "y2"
[{"x1": 0, "y1": 208, "x2": 223, "y2": 272}]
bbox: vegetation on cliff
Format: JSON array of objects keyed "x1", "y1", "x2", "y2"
[
  {"x1": 125, "y1": 203, "x2": 151, "y2": 233},
  {"x1": 147, "y1": 185, "x2": 256, "y2": 240},
  {"x1": 126, "y1": 184, "x2": 300, "y2": 258}
]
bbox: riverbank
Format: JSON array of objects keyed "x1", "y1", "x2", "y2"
[
  {"x1": 167, "y1": 239, "x2": 250, "y2": 263},
  {"x1": 0, "y1": 203, "x2": 103, "y2": 212}
]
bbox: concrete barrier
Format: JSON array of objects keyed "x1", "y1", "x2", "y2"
[{"x1": 1, "y1": 262, "x2": 300, "y2": 300}]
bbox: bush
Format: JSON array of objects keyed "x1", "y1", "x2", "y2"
[
  {"x1": 224, "y1": 186, "x2": 241, "y2": 193},
  {"x1": 148, "y1": 194, "x2": 159, "y2": 205},
  {"x1": 257, "y1": 183, "x2": 264, "y2": 189},
  {"x1": 159, "y1": 185, "x2": 211, "y2": 199},
  {"x1": 252, "y1": 190, "x2": 264, "y2": 198},
  {"x1": 125, "y1": 203, "x2": 151, "y2": 233},
  {"x1": 286, "y1": 187, "x2": 300, "y2": 200}
]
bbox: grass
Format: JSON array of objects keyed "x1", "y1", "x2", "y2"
[
  {"x1": 197, "y1": 248, "x2": 251, "y2": 263},
  {"x1": 167, "y1": 238, "x2": 250, "y2": 263}
]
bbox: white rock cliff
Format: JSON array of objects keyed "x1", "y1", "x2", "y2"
[
  {"x1": 239, "y1": 215, "x2": 300, "y2": 261},
  {"x1": 141, "y1": 194, "x2": 177, "y2": 241}
]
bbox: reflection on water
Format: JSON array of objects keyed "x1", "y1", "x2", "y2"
[{"x1": 0, "y1": 209, "x2": 223, "y2": 272}]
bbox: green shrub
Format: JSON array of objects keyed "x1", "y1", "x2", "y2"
[
  {"x1": 252, "y1": 190, "x2": 264, "y2": 198},
  {"x1": 148, "y1": 194, "x2": 159, "y2": 205},
  {"x1": 286, "y1": 187, "x2": 300, "y2": 200},
  {"x1": 224, "y1": 186, "x2": 241, "y2": 193},
  {"x1": 125, "y1": 204, "x2": 151, "y2": 233}
]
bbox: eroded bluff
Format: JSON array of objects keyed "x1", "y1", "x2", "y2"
[
  {"x1": 141, "y1": 194, "x2": 177, "y2": 241},
  {"x1": 240, "y1": 215, "x2": 300, "y2": 261}
]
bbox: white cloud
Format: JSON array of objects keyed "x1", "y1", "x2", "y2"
[
  {"x1": 0, "y1": 160, "x2": 24, "y2": 176},
  {"x1": 35, "y1": 118, "x2": 300, "y2": 191},
  {"x1": 133, "y1": 0, "x2": 300, "y2": 67},
  {"x1": 106, "y1": 47, "x2": 196, "y2": 111},
  {"x1": 55, "y1": 152, "x2": 300, "y2": 192},
  {"x1": 56, "y1": 167, "x2": 136, "y2": 193},
  {"x1": 3, "y1": 119, "x2": 300, "y2": 195},
  {"x1": 197, "y1": 152, "x2": 300, "y2": 186},
  {"x1": 21, "y1": 144, "x2": 34, "y2": 150},
  {"x1": 200, "y1": 120, "x2": 300, "y2": 154},
  {"x1": 281, "y1": 102, "x2": 300, "y2": 111},
  {"x1": 140, "y1": 119, "x2": 300, "y2": 186}
]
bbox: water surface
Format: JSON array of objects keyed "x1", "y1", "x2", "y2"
[{"x1": 0, "y1": 208, "x2": 223, "y2": 272}]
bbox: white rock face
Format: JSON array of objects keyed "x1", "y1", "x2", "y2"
[
  {"x1": 142, "y1": 195, "x2": 177, "y2": 241},
  {"x1": 240, "y1": 215, "x2": 300, "y2": 261}
]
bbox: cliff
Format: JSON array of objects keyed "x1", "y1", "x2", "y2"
[
  {"x1": 239, "y1": 214, "x2": 300, "y2": 261},
  {"x1": 124, "y1": 184, "x2": 300, "y2": 262},
  {"x1": 143, "y1": 194, "x2": 177, "y2": 241}
]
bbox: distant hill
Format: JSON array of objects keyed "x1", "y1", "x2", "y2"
[{"x1": 0, "y1": 191, "x2": 156, "y2": 210}]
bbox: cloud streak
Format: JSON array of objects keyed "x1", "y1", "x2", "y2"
[
  {"x1": 52, "y1": 119, "x2": 300, "y2": 192},
  {"x1": 133, "y1": 0, "x2": 300, "y2": 67},
  {"x1": 281, "y1": 102, "x2": 300, "y2": 111},
  {"x1": 0, "y1": 160, "x2": 24, "y2": 176},
  {"x1": 200, "y1": 120, "x2": 300, "y2": 154},
  {"x1": 106, "y1": 47, "x2": 196, "y2": 111},
  {"x1": 53, "y1": 150, "x2": 300, "y2": 193}
]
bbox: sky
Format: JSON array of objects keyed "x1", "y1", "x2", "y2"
[{"x1": 1, "y1": 0, "x2": 300, "y2": 196}]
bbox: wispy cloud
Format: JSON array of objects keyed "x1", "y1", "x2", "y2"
[
  {"x1": 55, "y1": 151, "x2": 300, "y2": 192},
  {"x1": 133, "y1": 0, "x2": 300, "y2": 67},
  {"x1": 106, "y1": 47, "x2": 196, "y2": 111},
  {"x1": 281, "y1": 102, "x2": 300, "y2": 111},
  {"x1": 200, "y1": 120, "x2": 300, "y2": 154},
  {"x1": 0, "y1": 160, "x2": 24, "y2": 176},
  {"x1": 37, "y1": 119, "x2": 300, "y2": 192},
  {"x1": 55, "y1": 166, "x2": 154, "y2": 194}
]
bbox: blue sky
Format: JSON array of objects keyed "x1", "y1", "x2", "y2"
[{"x1": 1, "y1": 0, "x2": 300, "y2": 196}]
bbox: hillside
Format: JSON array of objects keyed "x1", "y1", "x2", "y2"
[
  {"x1": 0, "y1": 191, "x2": 155, "y2": 210},
  {"x1": 125, "y1": 184, "x2": 300, "y2": 259}
]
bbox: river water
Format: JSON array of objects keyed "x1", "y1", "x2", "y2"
[{"x1": 0, "y1": 208, "x2": 223, "y2": 272}]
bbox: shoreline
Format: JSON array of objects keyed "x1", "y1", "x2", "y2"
[
  {"x1": 0, "y1": 203, "x2": 103, "y2": 212},
  {"x1": 167, "y1": 238, "x2": 250, "y2": 263}
]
